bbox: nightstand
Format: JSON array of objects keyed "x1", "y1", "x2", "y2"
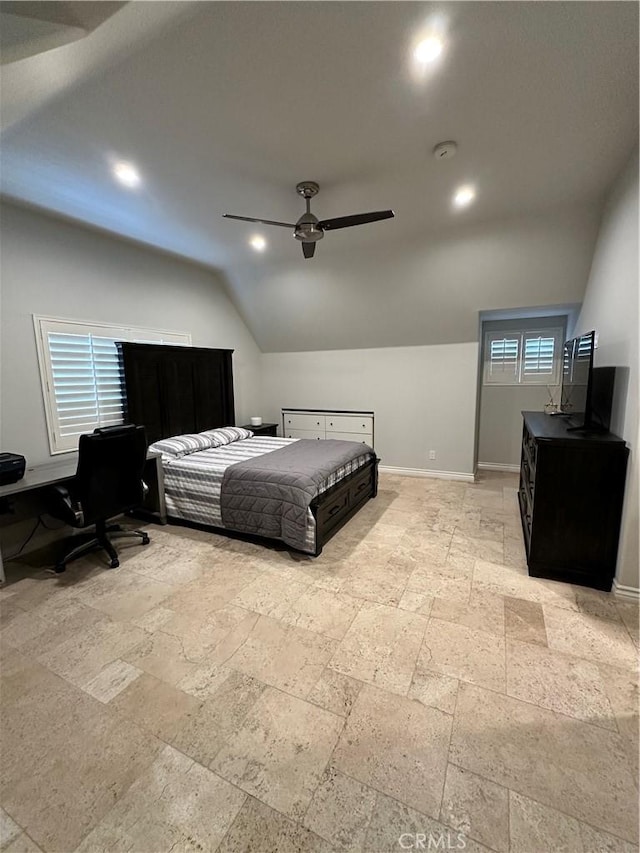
[{"x1": 241, "y1": 422, "x2": 278, "y2": 437}]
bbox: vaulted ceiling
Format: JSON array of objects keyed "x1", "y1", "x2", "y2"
[{"x1": 1, "y1": 1, "x2": 638, "y2": 349}]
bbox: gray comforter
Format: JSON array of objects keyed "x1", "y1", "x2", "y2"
[{"x1": 220, "y1": 439, "x2": 374, "y2": 552}]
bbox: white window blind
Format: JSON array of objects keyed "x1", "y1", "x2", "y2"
[
  {"x1": 35, "y1": 317, "x2": 191, "y2": 454},
  {"x1": 483, "y1": 327, "x2": 563, "y2": 386}
]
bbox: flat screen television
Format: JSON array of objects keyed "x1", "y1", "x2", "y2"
[{"x1": 560, "y1": 330, "x2": 595, "y2": 429}]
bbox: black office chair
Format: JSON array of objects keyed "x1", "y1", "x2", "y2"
[{"x1": 48, "y1": 424, "x2": 151, "y2": 573}]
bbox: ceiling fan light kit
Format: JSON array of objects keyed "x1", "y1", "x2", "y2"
[{"x1": 223, "y1": 181, "x2": 394, "y2": 259}]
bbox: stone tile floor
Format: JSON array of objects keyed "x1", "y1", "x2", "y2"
[{"x1": 0, "y1": 471, "x2": 638, "y2": 853}]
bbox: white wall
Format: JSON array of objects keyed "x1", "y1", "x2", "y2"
[
  {"x1": 0, "y1": 202, "x2": 262, "y2": 465},
  {"x1": 261, "y1": 343, "x2": 479, "y2": 477},
  {"x1": 574, "y1": 147, "x2": 639, "y2": 592}
]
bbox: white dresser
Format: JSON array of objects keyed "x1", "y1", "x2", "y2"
[{"x1": 282, "y1": 409, "x2": 374, "y2": 447}]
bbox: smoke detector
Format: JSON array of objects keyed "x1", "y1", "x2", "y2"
[{"x1": 433, "y1": 141, "x2": 457, "y2": 160}]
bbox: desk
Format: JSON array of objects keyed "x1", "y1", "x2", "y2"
[{"x1": 0, "y1": 452, "x2": 166, "y2": 583}]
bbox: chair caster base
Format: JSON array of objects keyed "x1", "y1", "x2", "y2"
[
  {"x1": 54, "y1": 564, "x2": 66, "y2": 575},
  {"x1": 142, "y1": 534, "x2": 150, "y2": 545},
  {"x1": 108, "y1": 558, "x2": 120, "y2": 569}
]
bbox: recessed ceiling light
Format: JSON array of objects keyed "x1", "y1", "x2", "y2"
[
  {"x1": 249, "y1": 235, "x2": 266, "y2": 252},
  {"x1": 453, "y1": 185, "x2": 476, "y2": 208},
  {"x1": 414, "y1": 36, "x2": 443, "y2": 64},
  {"x1": 113, "y1": 161, "x2": 141, "y2": 188}
]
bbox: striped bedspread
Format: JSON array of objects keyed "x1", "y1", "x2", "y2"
[{"x1": 162, "y1": 435, "x2": 371, "y2": 553}]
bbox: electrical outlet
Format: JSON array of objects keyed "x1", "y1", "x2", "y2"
[{"x1": 429, "y1": 450, "x2": 436, "y2": 460}]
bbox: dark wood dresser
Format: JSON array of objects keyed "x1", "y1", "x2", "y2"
[{"x1": 518, "y1": 411, "x2": 629, "y2": 591}]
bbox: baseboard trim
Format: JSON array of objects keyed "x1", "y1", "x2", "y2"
[
  {"x1": 378, "y1": 465, "x2": 475, "y2": 483},
  {"x1": 477, "y1": 462, "x2": 520, "y2": 473},
  {"x1": 612, "y1": 579, "x2": 640, "y2": 600}
]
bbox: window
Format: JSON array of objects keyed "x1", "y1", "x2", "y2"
[
  {"x1": 34, "y1": 317, "x2": 191, "y2": 454},
  {"x1": 483, "y1": 327, "x2": 563, "y2": 386}
]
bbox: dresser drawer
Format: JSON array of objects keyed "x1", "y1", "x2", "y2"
[
  {"x1": 286, "y1": 428, "x2": 324, "y2": 440},
  {"x1": 326, "y1": 415, "x2": 373, "y2": 434},
  {"x1": 328, "y1": 430, "x2": 373, "y2": 447},
  {"x1": 283, "y1": 412, "x2": 326, "y2": 431}
]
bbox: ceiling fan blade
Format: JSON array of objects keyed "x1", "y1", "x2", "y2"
[
  {"x1": 222, "y1": 214, "x2": 295, "y2": 228},
  {"x1": 302, "y1": 241, "x2": 316, "y2": 259},
  {"x1": 318, "y1": 210, "x2": 395, "y2": 231}
]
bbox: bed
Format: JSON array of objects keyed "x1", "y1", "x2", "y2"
[
  {"x1": 150, "y1": 427, "x2": 377, "y2": 555},
  {"x1": 118, "y1": 342, "x2": 378, "y2": 556}
]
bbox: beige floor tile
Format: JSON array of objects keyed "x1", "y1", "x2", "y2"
[
  {"x1": 231, "y1": 572, "x2": 310, "y2": 619},
  {"x1": 340, "y1": 561, "x2": 410, "y2": 607},
  {"x1": 82, "y1": 658, "x2": 143, "y2": 703},
  {"x1": 419, "y1": 618, "x2": 506, "y2": 692},
  {"x1": 129, "y1": 544, "x2": 208, "y2": 585},
  {"x1": 596, "y1": 662, "x2": 639, "y2": 781},
  {"x1": 451, "y1": 531, "x2": 504, "y2": 564},
  {"x1": 579, "y1": 821, "x2": 640, "y2": 853},
  {"x1": 474, "y1": 558, "x2": 579, "y2": 610},
  {"x1": 544, "y1": 606, "x2": 639, "y2": 671},
  {"x1": 440, "y1": 764, "x2": 509, "y2": 853},
  {"x1": 0, "y1": 609, "x2": 53, "y2": 649},
  {"x1": 212, "y1": 686, "x2": 343, "y2": 820},
  {"x1": 159, "y1": 603, "x2": 258, "y2": 661},
  {"x1": 280, "y1": 586, "x2": 362, "y2": 640},
  {"x1": 163, "y1": 561, "x2": 263, "y2": 617},
  {"x1": 217, "y1": 796, "x2": 333, "y2": 853},
  {"x1": 431, "y1": 591, "x2": 505, "y2": 637},
  {"x1": 33, "y1": 616, "x2": 146, "y2": 688},
  {"x1": 172, "y1": 671, "x2": 265, "y2": 767},
  {"x1": 75, "y1": 569, "x2": 174, "y2": 621},
  {"x1": 3, "y1": 833, "x2": 44, "y2": 853},
  {"x1": 308, "y1": 668, "x2": 364, "y2": 717},
  {"x1": 574, "y1": 588, "x2": 624, "y2": 622},
  {"x1": 109, "y1": 671, "x2": 199, "y2": 741},
  {"x1": 450, "y1": 683, "x2": 639, "y2": 842},
  {"x1": 364, "y1": 790, "x2": 493, "y2": 853},
  {"x1": 398, "y1": 589, "x2": 435, "y2": 616},
  {"x1": 616, "y1": 599, "x2": 640, "y2": 647},
  {"x1": 303, "y1": 767, "x2": 377, "y2": 850},
  {"x1": 405, "y1": 569, "x2": 472, "y2": 603},
  {"x1": 504, "y1": 595, "x2": 548, "y2": 645},
  {"x1": 332, "y1": 684, "x2": 451, "y2": 819},
  {"x1": 506, "y1": 638, "x2": 616, "y2": 729},
  {"x1": 408, "y1": 667, "x2": 459, "y2": 714},
  {"x1": 328, "y1": 602, "x2": 427, "y2": 696},
  {"x1": 1, "y1": 656, "x2": 161, "y2": 852},
  {"x1": 227, "y1": 614, "x2": 337, "y2": 699},
  {"x1": 509, "y1": 790, "x2": 583, "y2": 852},
  {"x1": 123, "y1": 629, "x2": 205, "y2": 687},
  {"x1": 76, "y1": 744, "x2": 245, "y2": 853},
  {"x1": 0, "y1": 807, "x2": 22, "y2": 849},
  {"x1": 130, "y1": 605, "x2": 174, "y2": 632}
]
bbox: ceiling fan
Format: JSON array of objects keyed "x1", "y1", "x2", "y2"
[{"x1": 223, "y1": 181, "x2": 394, "y2": 259}]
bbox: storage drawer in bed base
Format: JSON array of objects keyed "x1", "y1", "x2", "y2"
[{"x1": 311, "y1": 457, "x2": 379, "y2": 555}]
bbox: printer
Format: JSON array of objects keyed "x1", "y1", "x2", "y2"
[{"x1": 0, "y1": 453, "x2": 26, "y2": 485}]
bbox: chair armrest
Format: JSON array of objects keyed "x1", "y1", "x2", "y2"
[{"x1": 48, "y1": 484, "x2": 84, "y2": 527}]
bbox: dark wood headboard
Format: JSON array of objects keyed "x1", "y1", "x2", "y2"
[{"x1": 119, "y1": 343, "x2": 235, "y2": 444}]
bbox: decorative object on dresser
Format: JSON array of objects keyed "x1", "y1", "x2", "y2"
[
  {"x1": 518, "y1": 411, "x2": 628, "y2": 591},
  {"x1": 239, "y1": 422, "x2": 278, "y2": 437},
  {"x1": 282, "y1": 409, "x2": 374, "y2": 447}
]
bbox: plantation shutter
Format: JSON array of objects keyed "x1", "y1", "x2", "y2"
[
  {"x1": 483, "y1": 327, "x2": 563, "y2": 386},
  {"x1": 35, "y1": 318, "x2": 191, "y2": 454},
  {"x1": 484, "y1": 335, "x2": 520, "y2": 384}
]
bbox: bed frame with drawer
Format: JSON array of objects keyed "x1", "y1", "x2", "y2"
[{"x1": 119, "y1": 343, "x2": 378, "y2": 555}]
